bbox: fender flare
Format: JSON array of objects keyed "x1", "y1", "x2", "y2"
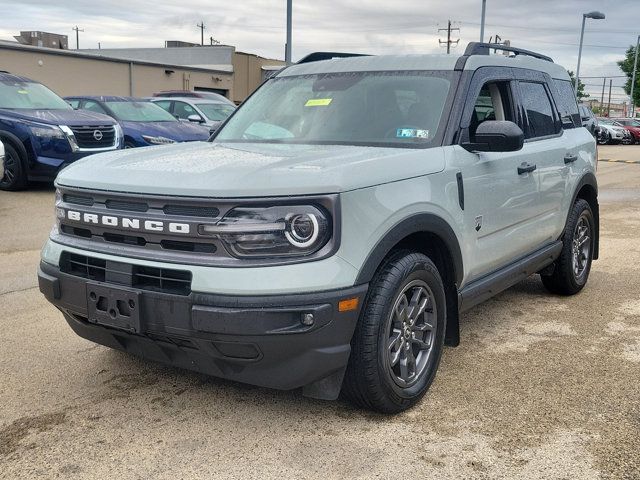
[
  {"x1": 354, "y1": 213, "x2": 464, "y2": 286},
  {"x1": 567, "y1": 172, "x2": 599, "y2": 260},
  {"x1": 0, "y1": 130, "x2": 29, "y2": 164}
]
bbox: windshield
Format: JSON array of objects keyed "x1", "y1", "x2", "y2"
[
  {"x1": 106, "y1": 101, "x2": 177, "y2": 122},
  {"x1": 0, "y1": 80, "x2": 71, "y2": 110},
  {"x1": 197, "y1": 103, "x2": 236, "y2": 121},
  {"x1": 215, "y1": 71, "x2": 451, "y2": 147}
]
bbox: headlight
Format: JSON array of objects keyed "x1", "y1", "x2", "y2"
[
  {"x1": 29, "y1": 125, "x2": 65, "y2": 140},
  {"x1": 201, "y1": 205, "x2": 331, "y2": 257},
  {"x1": 142, "y1": 135, "x2": 176, "y2": 145}
]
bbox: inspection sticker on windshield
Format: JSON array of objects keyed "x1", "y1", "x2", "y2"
[
  {"x1": 396, "y1": 128, "x2": 429, "y2": 139},
  {"x1": 305, "y1": 98, "x2": 332, "y2": 107}
]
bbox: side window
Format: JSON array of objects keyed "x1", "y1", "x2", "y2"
[
  {"x1": 553, "y1": 79, "x2": 580, "y2": 128},
  {"x1": 82, "y1": 100, "x2": 108, "y2": 115},
  {"x1": 518, "y1": 82, "x2": 560, "y2": 139},
  {"x1": 67, "y1": 99, "x2": 80, "y2": 108},
  {"x1": 153, "y1": 100, "x2": 172, "y2": 114},
  {"x1": 469, "y1": 81, "x2": 513, "y2": 139},
  {"x1": 173, "y1": 101, "x2": 200, "y2": 120}
]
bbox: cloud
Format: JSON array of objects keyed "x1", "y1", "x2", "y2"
[{"x1": 0, "y1": 0, "x2": 635, "y2": 97}]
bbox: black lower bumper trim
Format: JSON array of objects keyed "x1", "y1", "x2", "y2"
[{"x1": 38, "y1": 261, "x2": 367, "y2": 399}]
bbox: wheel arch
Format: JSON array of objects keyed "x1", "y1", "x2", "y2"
[
  {"x1": 569, "y1": 172, "x2": 599, "y2": 260},
  {"x1": 0, "y1": 129, "x2": 29, "y2": 164},
  {"x1": 355, "y1": 214, "x2": 463, "y2": 347}
]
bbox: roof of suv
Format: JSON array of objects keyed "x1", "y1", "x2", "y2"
[
  {"x1": 150, "y1": 97, "x2": 233, "y2": 105},
  {"x1": 279, "y1": 47, "x2": 569, "y2": 81},
  {"x1": 0, "y1": 71, "x2": 36, "y2": 83}
]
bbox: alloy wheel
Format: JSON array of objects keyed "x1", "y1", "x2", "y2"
[{"x1": 386, "y1": 280, "x2": 437, "y2": 388}]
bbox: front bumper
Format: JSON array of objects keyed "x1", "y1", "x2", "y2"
[{"x1": 38, "y1": 261, "x2": 367, "y2": 400}]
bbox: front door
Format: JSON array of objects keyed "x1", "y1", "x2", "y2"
[{"x1": 454, "y1": 72, "x2": 541, "y2": 282}]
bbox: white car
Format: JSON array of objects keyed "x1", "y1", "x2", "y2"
[
  {"x1": 150, "y1": 97, "x2": 236, "y2": 132},
  {"x1": 597, "y1": 118, "x2": 630, "y2": 145}
]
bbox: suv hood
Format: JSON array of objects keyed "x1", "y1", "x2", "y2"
[
  {"x1": 56, "y1": 141, "x2": 445, "y2": 197},
  {"x1": 121, "y1": 120, "x2": 210, "y2": 142},
  {"x1": 0, "y1": 108, "x2": 116, "y2": 126}
]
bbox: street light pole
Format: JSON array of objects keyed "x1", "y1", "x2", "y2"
[
  {"x1": 285, "y1": 0, "x2": 292, "y2": 64},
  {"x1": 575, "y1": 11, "x2": 605, "y2": 97},
  {"x1": 480, "y1": 0, "x2": 487, "y2": 42},
  {"x1": 630, "y1": 34, "x2": 639, "y2": 118}
]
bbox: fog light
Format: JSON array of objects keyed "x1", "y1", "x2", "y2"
[{"x1": 301, "y1": 313, "x2": 314, "y2": 326}]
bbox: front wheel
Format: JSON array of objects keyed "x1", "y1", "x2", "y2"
[
  {"x1": 541, "y1": 199, "x2": 594, "y2": 295},
  {"x1": 596, "y1": 132, "x2": 610, "y2": 145},
  {"x1": 0, "y1": 142, "x2": 28, "y2": 191},
  {"x1": 342, "y1": 251, "x2": 446, "y2": 413}
]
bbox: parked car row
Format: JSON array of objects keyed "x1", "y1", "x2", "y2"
[
  {"x1": 579, "y1": 104, "x2": 639, "y2": 145},
  {"x1": 0, "y1": 72, "x2": 236, "y2": 191}
]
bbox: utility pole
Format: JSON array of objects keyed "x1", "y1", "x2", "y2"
[
  {"x1": 600, "y1": 77, "x2": 606, "y2": 114},
  {"x1": 72, "y1": 26, "x2": 83, "y2": 50},
  {"x1": 630, "y1": 35, "x2": 639, "y2": 117},
  {"x1": 285, "y1": 0, "x2": 292, "y2": 64},
  {"x1": 438, "y1": 20, "x2": 460, "y2": 54},
  {"x1": 607, "y1": 79, "x2": 612, "y2": 117},
  {"x1": 196, "y1": 21, "x2": 206, "y2": 46},
  {"x1": 480, "y1": 0, "x2": 487, "y2": 42}
]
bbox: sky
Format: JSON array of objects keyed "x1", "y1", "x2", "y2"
[{"x1": 1, "y1": 0, "x2": 637, "y2": 103}]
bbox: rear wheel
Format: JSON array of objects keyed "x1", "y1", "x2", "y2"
[
  {"x1": 0, "y1": 142, "x2": 27, "y2": 191},
  {"x1": 342, "y1": 251, "x2": 446, "y2": 413},
  {"x1": 541, "y1": 199, "x2": 594, "y2": 295}
]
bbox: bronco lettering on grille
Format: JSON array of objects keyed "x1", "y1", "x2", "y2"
[{"x1": 63, "y1": 209, "x2": 191, "y2": 234}]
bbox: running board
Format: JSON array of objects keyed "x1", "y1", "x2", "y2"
[{"x1": 458, "y1": 241, "x2": 562, "y2": 312}]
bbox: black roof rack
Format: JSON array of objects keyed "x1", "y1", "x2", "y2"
[
  {"x1": 464, "y1": 42, "x2": 553, "y2": 63},
  {"x1": 297, "y1": 52, "x2": 370, "y2": 65}
]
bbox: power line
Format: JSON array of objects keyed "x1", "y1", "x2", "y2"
[
  {"x1": 196, "y1": 21, "x2": 206, "y2": 46},
  {"x1": 72, "y1": 25, "x2": 83, "y2": 50},
  {"x1": 438, "y1": 20, "x2": 460, "y2": 54}
]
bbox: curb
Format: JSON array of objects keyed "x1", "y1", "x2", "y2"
[{"x1": 598, "y1": 158, "x2": 640, "y2": 164}]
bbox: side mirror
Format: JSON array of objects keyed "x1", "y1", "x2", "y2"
[
  {"x1": 462, "y1": 120, "x2": 524, "y2": 153},
  {"x1": 187, "y1": 114, "x2": 204, "y2": 123}
]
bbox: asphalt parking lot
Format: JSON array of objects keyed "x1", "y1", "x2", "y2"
[{"x1": 1, "y1": 146, "x2": 640, "y2": 480}]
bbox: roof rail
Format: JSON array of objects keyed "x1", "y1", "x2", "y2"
[
  {"x1": 464, "y1": 42, "x2": 553, "y2": 63},
  {"x1": 297, "y1": 52, "x2": 370, "y2": 65}
]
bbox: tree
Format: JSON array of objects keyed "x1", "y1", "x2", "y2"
[
  {"x1": 617, "y1": 45, "x2": 639, "y2": 108},
  {"x1": 567, "y1": 70, "x2": 589, "y2": 101}
]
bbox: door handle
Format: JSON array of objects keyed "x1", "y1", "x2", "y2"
[
  {"x1": 564, "y1": 153, "x2": 578, "y2": 164},
  {"x1": 517, "y1": 162, "x2": 537, "y2": 175}
]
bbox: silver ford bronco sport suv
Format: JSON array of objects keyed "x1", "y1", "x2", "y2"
[{"x1": 39, "y1": 43, "x2": 599, "y2": 413}]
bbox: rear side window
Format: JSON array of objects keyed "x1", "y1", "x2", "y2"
[
  {"x1": 553, "y1": 79, "x2": 580, "y2": 128},
  {"x1": 519, "y1": 81, "x2": 559, "y2": 139}
]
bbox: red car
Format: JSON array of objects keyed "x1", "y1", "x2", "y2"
[{"x1": 612, "y1": 118, "x2": 640, "y2": 144}]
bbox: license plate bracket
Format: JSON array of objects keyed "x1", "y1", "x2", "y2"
[{"x1": 87, "y1": 282, "x2": 141, "y2": 333}]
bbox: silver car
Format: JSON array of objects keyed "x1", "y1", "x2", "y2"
[{"x1": 150, "y1": 97, "x2": 236, "y2": 131}]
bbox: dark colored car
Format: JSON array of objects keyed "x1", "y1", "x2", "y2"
[
  {"x1": 0, "y1": 72, "x2": 121, "y2": 191},
  {"x1": 65, "y1": 96, "x2": 212, "y2": 148},
  {"x1": 152, "y1": 90, "x2": 235, "y2": 105},
  {"x1": 578, "y1": 104, "x2": 598, "y2": 136},
  {"x1": 611, "y1": 118, "x2": 640, "y2": 144}
]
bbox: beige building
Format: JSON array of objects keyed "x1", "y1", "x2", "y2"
[{"x1": 0, "y1": 40, "x2": 284, "y2": 103}]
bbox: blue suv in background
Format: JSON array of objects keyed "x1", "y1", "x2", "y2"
[
  {"x1": 65, "y1": 96, "x2": 212, "y2": 148},
  {"x1": 0, "y1": 72, "x2": 122, "y2": 191}
]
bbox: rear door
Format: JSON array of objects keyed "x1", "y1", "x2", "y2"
[{"x1": 514, "y1": 74, "x2": 570, "y2": 243}]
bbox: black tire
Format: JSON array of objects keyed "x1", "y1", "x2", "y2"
[
  {"x1": 342, "y1": 251, "x2": 446, "y2": 413},
  {"x1": 124, "y1": 140, "x2": 136, "y2": 149},
  {"x1": 0, "y1": 142, "x2": 28, "y2": 191},
  {"x1": 596, "y1": 132, "x2": 609, "y2": 145},
  {"x1": 541, "y1": 199, "x2": 594, "y2": 295}
]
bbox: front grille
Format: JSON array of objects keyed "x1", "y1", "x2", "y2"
[
  {"x1": 106, "y1": 199, "x2": 149, "y2": 212},
  {"x1": 63, "y1": 194, "x2": 94, "y2": 206},
  {"x1": 70, "y1": 125, "x2": 116, "y2": 149},
  {"x1": 60, "y1": 252, "x2": 192, "y2": 296},
  {"x1": 163, "y1": 205, "x2": 219, "y2": 217}
]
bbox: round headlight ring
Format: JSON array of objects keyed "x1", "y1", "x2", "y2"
[{"x1": 285, "y1": 213, "x2": 319, "y2": 248}]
